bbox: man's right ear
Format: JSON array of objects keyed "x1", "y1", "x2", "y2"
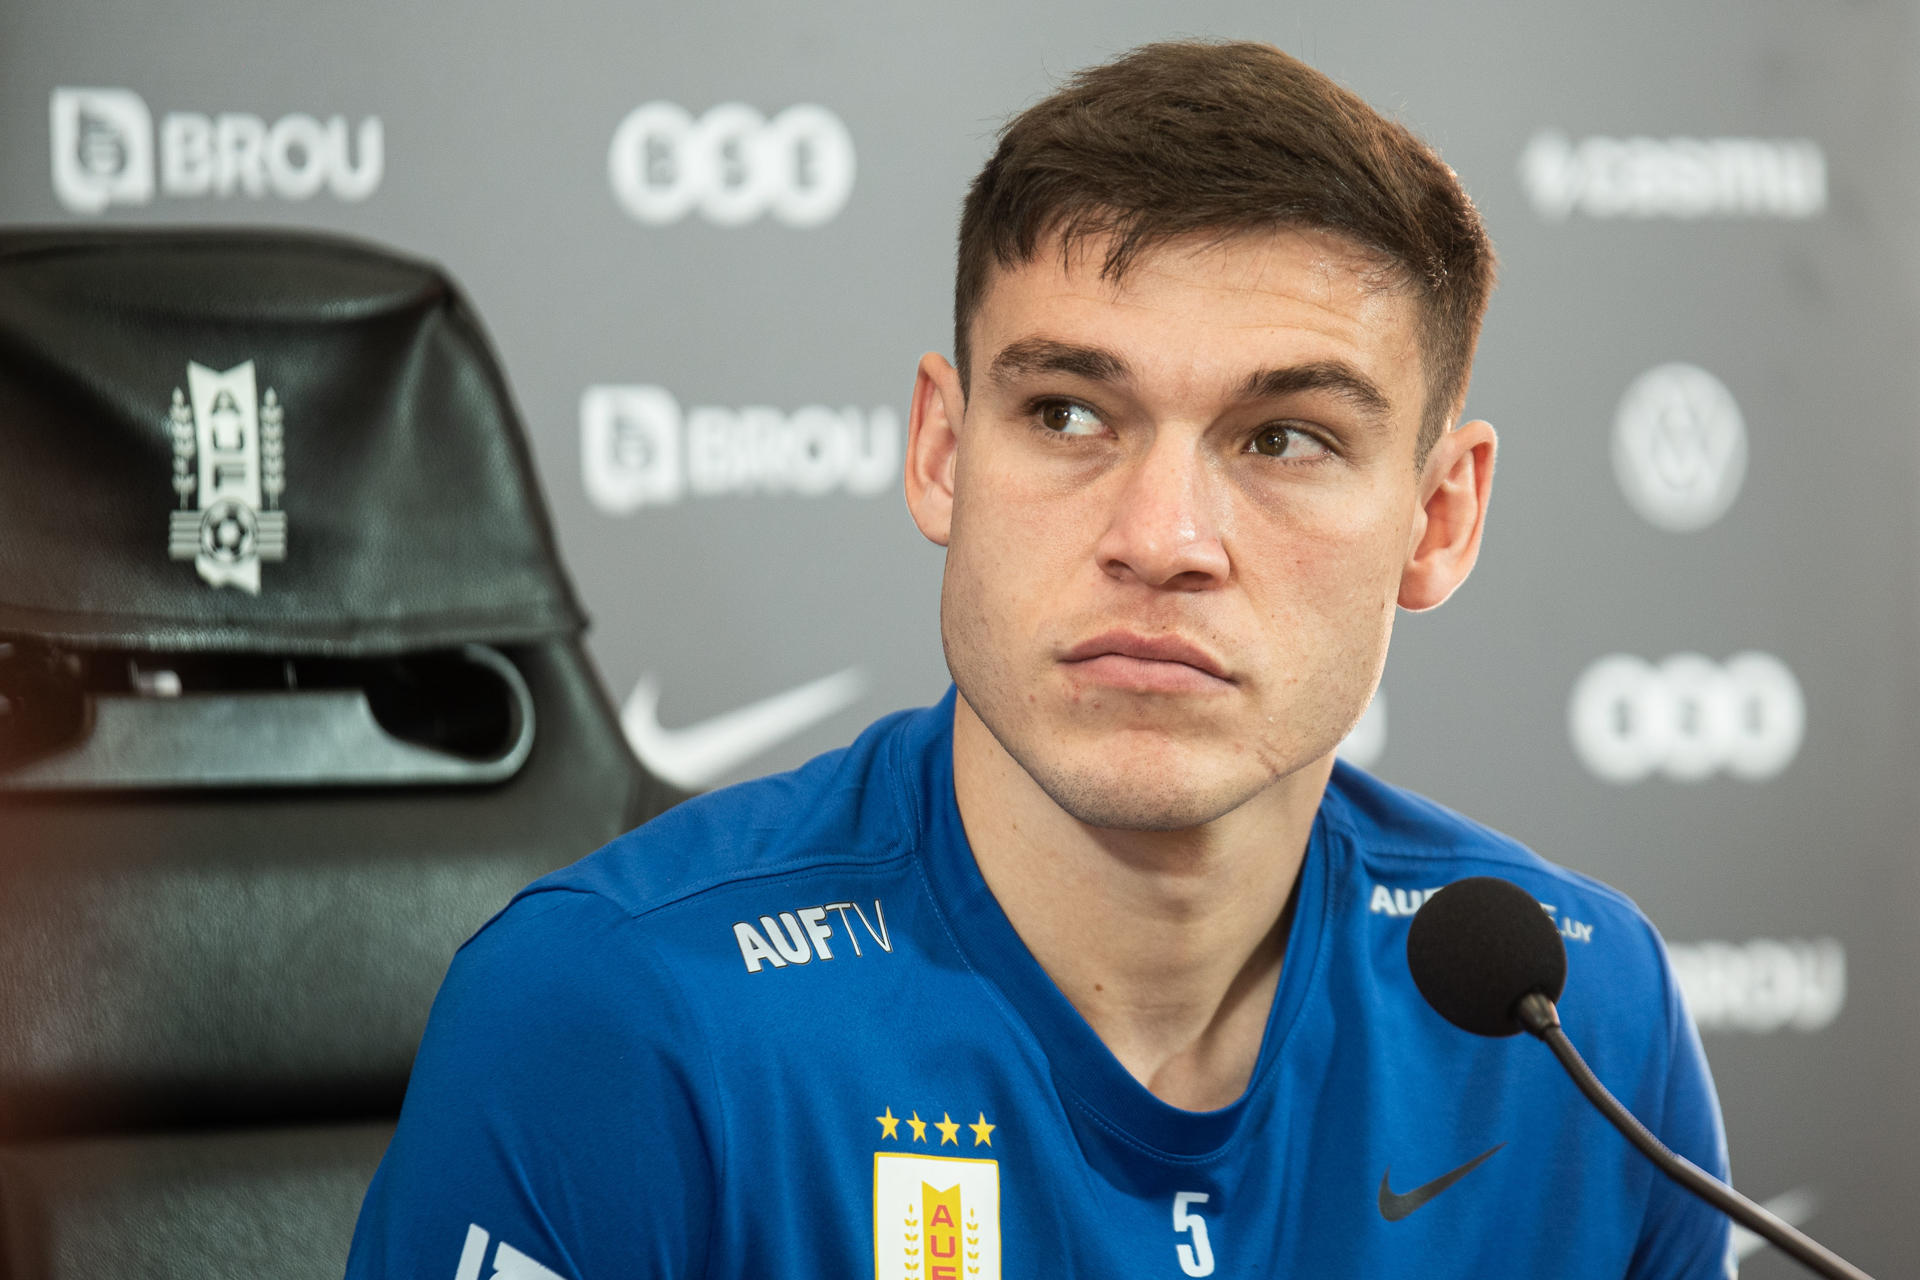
[{"x1": 904, "y1": 351, "x2": 965, "y2": 548}]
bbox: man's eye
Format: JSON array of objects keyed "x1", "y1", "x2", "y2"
[
  {"x1": 1249, "y1": 424, "x2": 1330, "y2": 459},
  {"x1": 1036, "y1": 401, "x2": 1103, "y2": 436}
]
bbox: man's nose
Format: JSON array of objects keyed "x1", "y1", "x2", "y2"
[{"x1": 1093, "y1": 436, "x2": 1231, "y2": 589}]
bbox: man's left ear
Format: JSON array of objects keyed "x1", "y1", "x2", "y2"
[{"x1": 1397, "y1": 419, "x2": 1496, "y2": 611}]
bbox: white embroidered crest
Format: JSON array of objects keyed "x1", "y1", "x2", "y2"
[{"x1": 165, "y1": 360, "x2": 286, "y2": 593}]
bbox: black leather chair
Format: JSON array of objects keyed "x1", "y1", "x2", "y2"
[{"x1": 0, "y1": 229, "x2": 682, "y2": 1279}]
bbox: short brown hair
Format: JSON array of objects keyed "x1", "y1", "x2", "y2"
[{"x1": 954, "y1": 40, "x2": 1496, "y2": 460}]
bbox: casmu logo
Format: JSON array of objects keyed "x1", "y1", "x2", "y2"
[
  {"x1": 1569, "y1": 652, "x2": 1804, "y2": 784},
  {"x1": 1613, "y1": 363, "x2": 1747, "y2": 533},
  {"x1": 582, "y1": 384, "x2": 898, "y2": 510},
  {"x1": 1668, "y1": 938, "x2": 1845, "y2": 1033},
  {"x1": 1520, "y1": 131, "x2": 1826, "y2": 220},
  {"x1": 51, "y1": 88, "x2": 381, "y2": 214},
  {"x1": 609, "y1": 101, "x2": 854, "y2": 226}
]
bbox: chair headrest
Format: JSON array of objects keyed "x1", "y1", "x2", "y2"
[{"x1": 0, "y1": 228, "x2": 584, "y2": 655}]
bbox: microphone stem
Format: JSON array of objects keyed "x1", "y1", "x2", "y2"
[{"x1": 1514, "y1": 994, "x2": 1873, "y2": 1280}]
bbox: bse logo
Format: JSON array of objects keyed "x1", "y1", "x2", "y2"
[
  {"x1": 608, "y1": 101, "x2": 855, "y2": 226},
  {"x1": 51, "y1": 87, "x2": 381, "y2": 214},
  {"x1": 1613, "y1": 363, "x2": 1747, "y2": 532},
  {"x1": 1519, "y1": 131, "x2": 1826, "y2": 220},
  {"x1": 581, "y1": 384, "x2": 897, "y2": 508},
  {"x1": 1569, "y1": 652, "x2": 1803, "y2": 784}
]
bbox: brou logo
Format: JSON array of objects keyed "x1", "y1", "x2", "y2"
[
  {"x1": 1613, "y1": 363, "x2": 1747, "y2": 532},
  {"x1": 733, "y1": 899, "x2": 891, "y2": 973},
  {"x1": 581, "y1": 384, "x2": 898, "y2": 509},
  {"x1": 608, "y1": 101, "x2": 854, "y2": 226},
  {"x1": 1520, "y1": 131, "x2": 1826, "y2": 220},
  {"x1": 51, "y1": 87, "x2": 381, "y2": 214},
  {"x1": 165, "y1": 361, "x2": 287, "y2": 594},
  {"x1": 1569, "y1": 652, "x2": 1804, "y2": 784},
  {"x1": 1668, "y1": 937, "x2": 1846, "y2": 1033}
]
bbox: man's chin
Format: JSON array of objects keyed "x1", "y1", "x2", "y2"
[{"x1": 1027, "y1": 761, "x2": 1259, "y2": 833}]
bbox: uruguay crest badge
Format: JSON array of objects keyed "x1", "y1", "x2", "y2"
[
  {"x1": 874, "y1": 1151, "x2": 1001, "y2": 1280},
  {"x1": 165, "y1": 360, "x2": 287, "y2": 593}
]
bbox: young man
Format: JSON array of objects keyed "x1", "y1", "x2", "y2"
[{"x1": 348, "y1": 41, "x2": 1732, "y2": 1279}]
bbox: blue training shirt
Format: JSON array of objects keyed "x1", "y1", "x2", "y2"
[{"x1": 346, "y1": 688, "x2": 1733, "y2": 1279}]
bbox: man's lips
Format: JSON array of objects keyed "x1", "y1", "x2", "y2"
[{"x1": 1058, "y1": 631, "x2": 1232, "y2": 688}]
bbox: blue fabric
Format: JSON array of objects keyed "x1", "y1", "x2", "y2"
[{"x1": 347, "y1": 688, "x2": 1732, "y2": 1279}]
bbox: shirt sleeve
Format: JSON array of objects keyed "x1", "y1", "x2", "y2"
[
  {"x1": 1628, "y1": 940, "x2": 1736, "y2": 1280},
  {"x1": 344, "y1": 887, "x2": 719, "y2": 1280}
]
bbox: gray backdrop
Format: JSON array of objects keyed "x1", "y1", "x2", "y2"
[{"x1": 4, "y1": 0, "x2": 1914, "y2": 1272}]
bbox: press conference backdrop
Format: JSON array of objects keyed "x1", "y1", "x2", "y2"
[{"x1": 3, "y1": 0, "x2": 1915, "y2": 1272}]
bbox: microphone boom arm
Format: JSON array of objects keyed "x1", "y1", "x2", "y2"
[{"x1": 1514, "y1": 992, "x2": 1874, "y2": 1280}]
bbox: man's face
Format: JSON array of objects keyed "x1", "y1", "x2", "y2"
[{"x1": 913, "y1": 227, "x2": 1467, "y2": 831}]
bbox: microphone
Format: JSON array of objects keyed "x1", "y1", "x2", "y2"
[{"x1": 1406, "y1": 877, "x2": 1875, "y2": 1280}]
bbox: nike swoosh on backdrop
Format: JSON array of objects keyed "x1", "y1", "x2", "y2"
[
  {"x1": 1731, "y1": 1188, "x2": 1819, "y2": 1262},
  {"x1": 621, "y1": 667, "x2": 869, "y2": 790},
  {"x1": 1378, "y1": 1143, "x2": 1506, "y2": 1221}
]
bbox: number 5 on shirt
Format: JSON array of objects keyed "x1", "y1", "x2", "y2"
[{"x1": 1173, "y1": 1192, "x2": 1215, "y2": 1277}]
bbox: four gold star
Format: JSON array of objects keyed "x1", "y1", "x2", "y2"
[{"x1": 877, "y1": 1104, "x2": 997, "y2": 1148}]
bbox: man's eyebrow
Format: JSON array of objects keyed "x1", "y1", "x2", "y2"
[
  {"x1": 985, "y1": 338, "x2": 1133, "y2": 388},
  {"x1": 1238, "y1": 362, "x2": 1394, "y2": 420}
]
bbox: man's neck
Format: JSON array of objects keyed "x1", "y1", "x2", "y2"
[{"x1": 949, "y1": 696, "x2": 1331, "y2": 1112}]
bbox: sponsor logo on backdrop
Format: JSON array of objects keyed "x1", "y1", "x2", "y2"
[
  {"x1": 1335, "y1": 689, "x2": 1386, "y2": 769},
  {"x1": 1520, "y1": 131, "x2": 1826, "y2": 220},
  {"x1": 1569, "y1": 652, "x2": 1803, "y2": 783},
  {"x1": 608, "y1": 101, "x2": 854, "y2": 226},
  {"x1": 1613, "y1": 363, "x2": 1747, "y2": 532},
  {"x1": 1669, "y1": 938, "x2": 1845, "y2": 1033},
  {"x1": 165, "y1": 360, "x2": 287, "y2": 594},
  {"x1": 51, "y1": 88, "x2": 381, "y2": 214},
  {"x1": 582, "y1": 384, "x2": 898, "y2": 509},
  {"x1": 621, "y1": 667, "x2": 868, "y2": 790}
]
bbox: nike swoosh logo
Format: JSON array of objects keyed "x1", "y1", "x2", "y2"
[
  {"x1": 1731, "y1": 1188, "x2": 1819, "y2": 1262},
  {"x1": 620, "y1": 667, "x2": 868, "y2": 790},
  {"x1": 1378, "y1": 1143, "x2": 1506, "y2": 1221}
]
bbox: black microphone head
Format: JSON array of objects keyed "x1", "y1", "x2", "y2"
[{"x1": 1406, "y1": 876, "x2": 1568, "y2": 1037}]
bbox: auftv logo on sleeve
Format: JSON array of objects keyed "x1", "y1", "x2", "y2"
[
  {"x1": 608, "y1": 101, "x2": 854, "y2": 226},
  {"x1": 50, "y1": 88, "x2": 381, "y2": 213}
]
